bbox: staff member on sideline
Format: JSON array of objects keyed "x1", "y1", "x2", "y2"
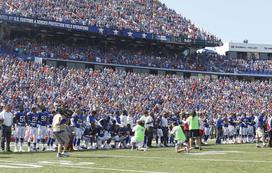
[
  {"x1": 52, "y1": 108, "x2": 70, "y2": 157},
  {"x1": 145, "y1": 111, "x2": 154, "y2": 148},
  {"x1": 0, "y1": 104, "x2": 13, "y2": 152},
  {"x1": 187, "y1": 110, "x2": 201, "y2": 150}
]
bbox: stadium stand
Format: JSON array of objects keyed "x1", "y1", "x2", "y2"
[
  {"x1": 1, "y1": 0, "x2": 219, "y2": 41},
  {"x1": 1, "y1": 38, "x2": 272, "y2": 74},
  {"x1": 0, "y1": 56, "x2": 271, "y2": 116},
  {"x1": 0, "y1": 1, "x2": 271, "y2": 156}
]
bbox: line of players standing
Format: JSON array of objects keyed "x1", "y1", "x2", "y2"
[
  {"x1": 13, "y1": 105, "x2": 54, "y2": 152},
  {"x1": 11, "y1": 104, "x2": 272, "y2": 152},
  {"x1": 213, "y1": 112, "x2": 272, "y2": 147}
]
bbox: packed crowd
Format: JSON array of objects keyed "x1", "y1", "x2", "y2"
[
  {"x1": 2, "y1": 38, "x2": 272, "y2": 74},
  {"x1": 0, "y1": 56, "x2": 272, "y2": 155},
  {"x1": 1, "y1": 0, "x2": 219, "y2": 41},
  {"x1": 0, "y1": 55, "x2": 269, "y2": 119},
  {"x1": 230, "y1": 59, "x2": 272, "y2": 74},
  {"x1": 0, "y1": 38, "x2": 206, "y2": 70}
]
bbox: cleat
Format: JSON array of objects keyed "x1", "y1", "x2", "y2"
[
  {"x1": 56, "y1": 153, "x2": 63, "y2": 158},
  {"x1": 185, "y1": 147, "x2": 189, "y2": 153},
  {"x1": 61, "y1": 152, "x2": 70, "y2": 157},
  {"x1": 19, "y1": 146, "x2": 24, "y2": 152}
]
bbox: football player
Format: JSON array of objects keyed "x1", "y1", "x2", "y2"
[
  {"x1": 228, "y1": 113, "x2": 237, "y2": 144},
  {"x1": 247, "y1": 114, "x2": 255, "y2": 143},
  {"x1": 71, "y1": 110, "x2": 84, "y2": 150},
  {"x1": 38, "y1": 106, "x2": 49, "y2": 151},
  {"x1": 222, "y1": 114, "x2": 229, "y2": 144},
  {"x1": 27, "y1": 107, "x2": 39, "y2": 152},
  {"x1": 14, "y1": 105, "x2": 27, "y2": 152},
  {"x1": 47, "y1": 111, "x2": 55, "y2": 151},
  {"x1": 239, "y1": 113, "x2": 248, "y2": 143}
]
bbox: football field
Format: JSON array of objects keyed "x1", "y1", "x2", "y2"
[{"x1": 0, "y1": 144, "x2": 271, "y2": 173}]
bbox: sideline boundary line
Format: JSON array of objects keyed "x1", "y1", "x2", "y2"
[{"x1": 71, "y1": 153, "x2": 272, "y2": 163}]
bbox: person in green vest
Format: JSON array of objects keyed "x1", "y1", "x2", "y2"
[
  {"x1": 131, "y1": 120, "x2": 147, "y2": 151},
  {"x1": 187, "y1": 110, "x2": 201, "y2": 150},
  {"x1": 170, "y1": 122, "x2": 189, "y2": 153}
]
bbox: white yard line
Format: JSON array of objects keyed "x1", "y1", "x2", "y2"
[
  {"x1": 0, "y1": 160, "x2": 43, "y2": 169},
  {"x1": 0, "y1": 159, "x2": 168, "y2": 173}
]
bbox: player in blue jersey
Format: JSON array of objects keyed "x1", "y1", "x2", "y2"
[
  {"x1": 38, "y1": 106, "x2": 49, "y2": 151},
  {"x1": 222, "y1": 114, "x2": 229, "y2": 144},
  {"x1": 203, "y1": 118, "x2": 210, "y2": 145},
  {"x1": 84, "y1": 110, "x2": 97, "y2": 149},
  {"x1": 96, "y1": 125, "x2": 112, "y2": 149},
  {"x1": 86, "y1": 111, "x2": 97, "y2": 126},
  {"x1": 14, "y1": 105, "x2": 27, "y2": 152},
  {"x1": 215, "y1": 115, "x2": 224, "y2": 144},
  {"x1": 228, "y1": 113, "x2": 237, "y2": 144},
  {"x1": 239, "y1": 114, "x2": 248, "y2": 143},
  {"x1": 71, "y1": 111, "x2": 84, "y2": 150},
  {"x1": 27, "y1": 107, "x2": 39, "y2": 152},
  {"x1": 47, "y1": 111, "x2": 55, "y2": 151},
  {"x1": 154, "y1": 115, "x2": 163, "y2": 147},
  {"x1": 247, "y1": 114, "x2": 255, "y2": 143},
  {"x1": 110, "y1": 120, "x2": 128, "y2": 149}
]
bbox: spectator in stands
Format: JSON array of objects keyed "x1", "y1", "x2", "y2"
[{"x1": 1, "y1": 0, "x2": 219, "y2": 41}]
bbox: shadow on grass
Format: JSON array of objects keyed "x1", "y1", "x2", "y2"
[
  {"x1": 0, "y1": 156, "x2": 11, "y2": 158},
  {"x1": 73, "y1": 156, "x2": 114, "y2": 159}
]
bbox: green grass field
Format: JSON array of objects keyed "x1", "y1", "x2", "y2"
[{"x1": 0, "y1": 144, "x2": 272, "y2": 173}]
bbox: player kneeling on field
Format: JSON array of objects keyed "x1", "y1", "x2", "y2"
[
  {"x1": 52, "y1": 109, "x2": 70, "y2": 157},
  {"x1": 110, "y1": 120, "x2": 128, "y2": 149},
  {"x1": 170, "y1": 122, "x2": 189, "y2": 153},
  {"x1": 131, "y1": 120, "x2": 147, "y2": 151}
]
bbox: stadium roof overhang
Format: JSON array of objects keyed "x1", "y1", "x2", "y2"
[
  {"x1": 0, "y1": 15, "x2": 222, "y2": 49},
  {"x1": 4, "y1": 22, "x2": 197, "y2": 51}
]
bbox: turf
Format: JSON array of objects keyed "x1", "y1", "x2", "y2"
[{"x1": 0, "y1": 144, "x2": 272, "y2": 173}]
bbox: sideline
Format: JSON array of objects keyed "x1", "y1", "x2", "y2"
[{"x1": 71, "y1": 153, "x2": 272, "y2": 163}]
